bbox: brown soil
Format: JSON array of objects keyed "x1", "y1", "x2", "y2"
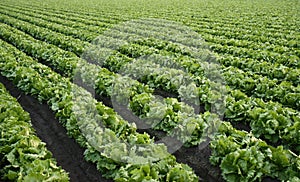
[
  {"x1": 0, "y1": 75, "x2": 112, "y2": 182},
  {"x1": 108, "y1": 100, "x2": 224, "y2": 182},
  {"x1": 102, "y1": 91, "x2": 279, "y2": 182},
  {"x1": 0, "y1": 75, "x2": 279, "y2": 182}
]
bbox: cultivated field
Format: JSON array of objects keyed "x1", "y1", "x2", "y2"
[{"x1": 0, "y1": 0, "x2": 299, "y2": 181}]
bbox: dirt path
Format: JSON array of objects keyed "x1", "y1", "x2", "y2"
[
  {"x1": 0, "y1": 75, "x2": 278, "y2": 182},
  {"x1": 97, "y1": 94, "x2": 224, "y2": 182},
  {"x1": 0, "y1": 75, "x2": 112, "y2": 182}
]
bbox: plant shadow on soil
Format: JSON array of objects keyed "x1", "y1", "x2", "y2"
[{"x1": 0, "y1": 75, "x2": 279, "y2": 182}]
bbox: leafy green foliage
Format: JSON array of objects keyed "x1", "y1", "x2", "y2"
[
  {"x1": 0, "y1": 39, "x2": 199, "y2": 181},
  {"x1": 0, "y1": 83, "x2": 69, "y2": 181},
  {"x1": 210, "y1": 122, "x2": 300, "y2": 181},
  {"x1": 220, "y1": 147, "x2": 266, "y2": 182},
  {"x1": 0, "y1": 1, "x2": 299, "y2": 181}
]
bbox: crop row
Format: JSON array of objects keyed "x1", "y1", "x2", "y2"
[
  {"x1": 218, "y1": 54, "x2": 299, "y2": 86},
  {"x1": 84, "y1": 44, "x2": 300, "y2": 153},
  {"x1": 7, "y1": 6, "x2": 299, "y2": 88},
  {"x1": 105, "y1": 28, "x2": 300, "y2": 91},
  {"x1": 1, "y1": 2, "x2": 299, "y2": 182},
  {"x1": 1, "y1": 10, "x2": 299, "y2": 109},
  {"x1": 17, "y1": 3, "x2": 124, "y2": 24},
  {"x1": 106, "y1": 20, "x2": 299, "y2": 68},
  {"x1": 202, "y1": 33, "x2": 298, "y2": 55},
  {"x1": 99, "y1": 22, "x2": 299, "y2": 84},
  {"x1": 0, "y1": 38, "x2": 199, "y2": 182},
  {"x1": 210, "y1": 122, "x2": 300, "y2": 182},
  {"x1": 104, "y1": 18, "x2": 299, "y2": 69},
  {"x1": 188, "y1": 20, "x2": 299, "y2": 45},
  {"x1": 1, "y1": 3, "x2": 127, "y2": 24},
  {"x1": 0, "y1": 4, "x2": 119, "y2": 28},
  {"x1": 92, "y1": 27, "x2": 300, "y2": 110},
  {"x1": 0, "y1": 6, "x2": 192, "y2": 48},
  {"x1": 0, "y1": 13, "x2": 298, "y2": 148},
  {"x1": 0, "y1": 7, "x2": 98, "y2": 42},
  {"x1": 114, "y1": 17, "x2": 299, "y2": 55},
  {"x1": 0, "y1": 82, "x2": 69, "y2": 181},
  {"x1": 97, "y1": 18, "x2": 300, "y2": 85},
  {"x1": 180, "y1": 6, "x2": 299, "y2": 37},
  {"x1": 0, "y1": 12, "x2": 90, "y2": 57},
  {"x1": 2, "y1": 4, "x2": 299, "y2": 79},
  {"x1": 0, "y1": 22, "x2": 211, "y2": 147},
  {"x1": 209, "y1": 43, "x2": 299, "y2": 68},
  {"x1": 7, "y1": 1, "x2": 299, "y2": 41},
  {"x1": 3, "y1": 3, "x2": 299, "y2": 58},
  {"x1": 0, "y1": 21, "x2": 299, "y2": 153},
  {"x1": 1, "y1": 37, "x2": 299, "y2": 182},
  {"x1": 0, "y1": 5, "x2": 109, "y2": 35}
]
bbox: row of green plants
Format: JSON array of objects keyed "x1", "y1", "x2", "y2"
[
  {"x1": 0, "y1": 22, "x2": 210, "y2": 147},
  {"x1": 0, "y1": 3, "x2": 123, "y2": 24},
  {"x1": 86, "y1": 43, "x2": 300, "y2": 152},
  {"x1": 116, "y1": 36, "x2": 299, "y2": 93},
  {"x1": 1, "y1": 11, "x2": 298, "y2": 112},
  {"x1": 4, "y1": 2, "x2": 299, "y2": 68},
  {"x1": 136, "y1": 17, "x2": 299, "y2": 68},
  {"x1": 0, "y1": 12, "x2": 90, "y2": 56},
  {"x1": 202, "y1": 33, "x2": 298, "y2": 56},
  {"x1": 3, "y1": 3, "x2": 299, "y2": 86},
  {"x1": 197, "y1": 24, "x2": 298, "y2": 48},
  {"x1": 185, "y1": 8, "x2": 299, "y2": 33},
  {"x1": 72, "y1": 17, "x2": 299, "y2": 86},
  {"x1": 186, "y1": 19, "x2": 298, "y2": 45},
  {"x1": 115, "y1": 17, "x2": 298, "y2": 55},
  {"x1": 42, "y1": 10, "x2": 299, "y2": 85},
  {"x1": 107, "y1": 20, "x2": 299, "y2": 69},
  {"x1": 5, "y1": 1, "x2": 298, "y2": 46},
  {"x1": 1, "y1": 1, "x2": 299, "y2": 181},
  {"x1": 210, "y1": 43, "x2": 299, "y2": 68},
  {"x1": 210, "y1": 122, "x2": 300, "y2": 182},
  {"x1": 218, "y1": 54, "x2": 299, "y2": 86},
  {"x1": 19, "y1": 5, "x2": 113, "y2": 28},
  {"x1": 1, "y1": 16, "x2": 295, "y2": 151},
  {"x1": 1, "y1": 36, "x2": 299, "y2": 182},
  {"x1": 81, "y1": 34, "x2": 300, "y2": 152},
  {"x1": 96, "y1": 32, "x2": 300, "y2": 110},
  {"x1": 0, "y1": 5, "x2": 109, "y2": 36},
  {"x1": 0, "y1": 20, "x2": 299, "y2": 154},
  {"x1": 0, "y1": 83, "x2": 69, "y2": 181},
  {"x1": 0, "y1": 7, "x2": 99, "y2": 42},
  {"x1": 0, "y1": 39, "x2": 199, "y2": 182}
]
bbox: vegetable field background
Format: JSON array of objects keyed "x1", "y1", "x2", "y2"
[{"x1": 0, "y1": 0, "x2": 299, "y2": 181}]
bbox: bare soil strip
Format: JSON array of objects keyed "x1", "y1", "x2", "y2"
[
  {"x1": 0, "y1": 75, "x2": 112, "y2": 182},
  {"x1": 0, "y1": 75, "x2": 278, "y2": 182}
]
